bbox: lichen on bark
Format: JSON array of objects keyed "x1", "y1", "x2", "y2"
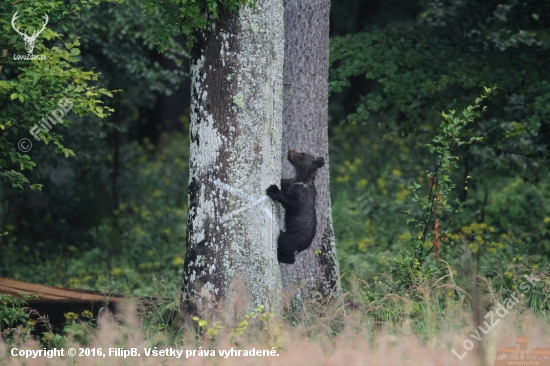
[{"x1": 183, "y1": 0, "x2": 284, "y2": 317}]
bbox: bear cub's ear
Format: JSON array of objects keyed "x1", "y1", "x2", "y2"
[{"x1": 313, "y1": 157, "x2": 325, "y2": 168}]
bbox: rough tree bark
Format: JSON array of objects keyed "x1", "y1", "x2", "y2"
[
  {"x1": 280, "y1": 0, "x2": 341, "y2": 302},
  {"x1": 182, "y1": 0, "x2": 284, "y2": 316}
]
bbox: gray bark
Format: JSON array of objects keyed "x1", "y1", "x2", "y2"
[
  {"x1": 183, "y1": 0, "x2": 284, "y2": 316},
  {"x1": 280, "y1": 0, "x2": 341, "y2": 302}
]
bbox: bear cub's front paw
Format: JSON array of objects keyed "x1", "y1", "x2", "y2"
[{"x1": 266, "y1": 184, "x2": 280, "y2": 198}]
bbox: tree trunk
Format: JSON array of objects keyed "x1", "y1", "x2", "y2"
[
  {"x1": 182, "y1": 1, "x2": 284, "y2": 316},
  {"x1": 280, "y1": 0, "x2": 341, "y2": 302}
]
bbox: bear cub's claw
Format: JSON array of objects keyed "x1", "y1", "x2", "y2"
[{"x1": 266, "y1": 184, "x2": 279, "y2": 198}]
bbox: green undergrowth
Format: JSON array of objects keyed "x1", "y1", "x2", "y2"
[{"x1": 1, "y1": 267, "x2": 548, "y2": 365}]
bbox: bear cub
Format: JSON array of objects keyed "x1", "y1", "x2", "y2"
[{"x1": 266, "y1": 149, "x2": 325, "y2": 264}]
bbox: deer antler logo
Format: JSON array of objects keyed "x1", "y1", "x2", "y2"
[{"x1": 11, "y1": 11, "x2": 49, "y2": 54}]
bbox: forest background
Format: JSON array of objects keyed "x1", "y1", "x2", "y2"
[{"x1": 0, "y1": 0, "x2": 548, "y2": 319}]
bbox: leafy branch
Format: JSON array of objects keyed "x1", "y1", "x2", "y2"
[
  {"x1": 396, "y1": 86, "x2": 496, "y2": 288},
  {"x1": 144, "y1": 0, "x2": 257, "y2": 50},
  {"x1": 0, "y1": 0, "x2": 122, "y2": 189}
]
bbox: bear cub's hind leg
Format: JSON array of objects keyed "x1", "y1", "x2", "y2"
[{"x1": 277, "y1": 231, "x2": 296, "y2": 264}]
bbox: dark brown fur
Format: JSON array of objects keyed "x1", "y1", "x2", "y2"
[{"x1": 266, "y1": 149, "x2": 325, "y2": 264}]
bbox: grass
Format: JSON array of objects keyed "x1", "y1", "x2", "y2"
[{"x1": 1, "y1": 264, "x2": 548, "y2": 365}]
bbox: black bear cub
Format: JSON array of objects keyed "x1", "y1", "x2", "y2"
[{"x1": 266, "y1": 149, "x2": 325, "y2": 264}]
